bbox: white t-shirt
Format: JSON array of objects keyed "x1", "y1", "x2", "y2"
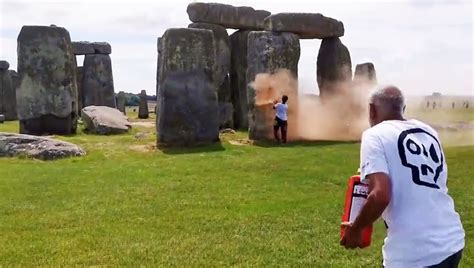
[
  {"x1": 274, "y1": 103, "x2": 288, "y2": 121},
  {"x1": 360, "y1": 119, "x2": 464, "y2": 268}
]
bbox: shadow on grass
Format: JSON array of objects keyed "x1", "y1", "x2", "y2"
[
  {"x1": 158, "y1": 142, "x2": 225, "y2": 155},
  {"x1": 253, "y1": 139, "x2": 359, "y2": 148}
]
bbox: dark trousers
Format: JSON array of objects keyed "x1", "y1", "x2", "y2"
[
  {"x1": 273, "y1": 117, "x2": 287, "y2": 143},
  {"x1": 429, "y1": 249, "x2": 463, "y2": 268},
  {"x1": 382, "y1": 249, "x2": 463, "y2": 268}
]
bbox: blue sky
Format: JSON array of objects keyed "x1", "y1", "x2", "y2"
[{"x1": 0, "y1": 0, "x2": 472, "y2": 96}]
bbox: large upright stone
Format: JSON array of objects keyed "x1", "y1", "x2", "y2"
[
  {"x1": 157, "y1": 28, "x2": 219, "y2": 145},
  {"x1": 138, "y1": 90, "x2": 149, "y2": 119},
  {"x1": 156, "y1": 37, "x2": 163, "y2": 122},
  {"x1": 158, "y1": 28, "x2": 217, "y2": 88},
  {"x1": 0, "y1": 63, "x2": 17, "y2": 120},
  {"x1": 230, "y1": 30, "x2": 250, "y2": 129},
  {"x1": 247, "y1": 31, "x2": 300, "y2": 140},
  {"x1": 189, "y1": 22, "x2": 233, "y2": 128},
  {"x1": 76, "y1": 66, "x2": 84, "y2": 111},
  {"x1": 158, "y1": 71, "x2": 219, "y2": 145},
  {"x1": 264, "y1": 13, "x2": 344, "y2": 39},
  {"x1": 316, "y1": 37, "x2": 352, "y2": 98},
  {"x1": 187, "y1": 2, "x2": 270, "y2": 30},
  {"x1": 354, "y1": 62, "x2": 377, "y2": 85},
  {"x1": 116, "y1": 91, "x2": 126, "y2": 114},
  {"x1": 17, "y1": 25, "x2": 78, "y2": 135},
  {"x1": 9, "y1": 70, "x2": 19, "y2": 90},
  {"x1": 82, "y1": 54, "x2": 116, "y2": 108}
]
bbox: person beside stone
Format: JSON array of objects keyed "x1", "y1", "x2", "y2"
[
  {"x1": 340, "y1": 85, "x2": 465, "y2": 267},
  {"x1": 273, "y1": 95, "x2": 288, "y2": 144}
]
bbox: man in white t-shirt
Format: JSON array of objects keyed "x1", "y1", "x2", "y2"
[
  {"x1": 340, "y1": 86, "x2": 465, "y2": 267},
  {"x1": 273, "y1": 95, "x2": 289, "y2": 144}
]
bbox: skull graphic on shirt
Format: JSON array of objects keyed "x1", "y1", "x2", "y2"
[{"x1": 398, "y1": 128, "x2": 444, "y2": 189}]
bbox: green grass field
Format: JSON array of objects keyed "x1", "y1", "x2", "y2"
[{"x1": 0, "y1": 114, "x2": 473, "y2": 266}]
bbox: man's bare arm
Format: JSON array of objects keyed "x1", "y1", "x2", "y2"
[{"x1": 352, "y1": 172, "x2": 391, "y2": 231}]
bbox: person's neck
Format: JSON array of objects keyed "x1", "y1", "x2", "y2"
[{"x1": 383, "y1": 114, "x2": 405, "y2": 121}]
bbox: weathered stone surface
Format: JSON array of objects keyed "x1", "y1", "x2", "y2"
[
  {"x1": 218, "y1": 74, "x2": 233, "y2": 128},
  {"x1": 158, "y1": 71, "x2": 219, "y2": 146},
  {"x1": 219, "y1": 101, "x2": 234, "y2": 129},
  {"x1": 230, "y1": 30, "x2": 250, "y2": 129},
  {"x1": 247, "y1": 31, "x2": 300, "y2": 140},
  {"x1": 72, "y1": 41, "x2": 95, "y2": 55},
  {"x1": 138, "y1": 90, "x2": 149, "y2": 119},
  {"x1": 264, "y1": 13, "x2": 344, "y2": 39},
  {"x1": 76, "y1": 66, "x2": 84, "y2": 111},
  {"x1": 188, "y1": 22, "x2": 230, "y2": 86},
  {"x1": 0, "y1": 132, "x2": 85, "y2": 160},
  {"x1": 317, "y1": 37, "x2": 352, "y2": 98},
  {"x1": 17, "y1": 25, "x2": 78, "y2": 135},
  {"x1": 81, "y1": 105, "x2": 131, "y2": 135},
  {"x1": 155, "y1": 37, "x2": 163, "y2": 123},
  {"x1": 158, "y1": 28, "x2": 217, "y2": 88},
  {"x1": 0, "y1": 60, "x2": 9, "y2": 70},
  {"x1": 82, "y1": 54, "x2": 116, "y2": 108},
  {"x1": 9, "y1": 70, "x2": 19, "y2": 90},
  {"x1": 187, "y1": 2, "x2": 270, "y2": 30},
  {"x1": 0, "y1": 68, "x2": 17, "y2": 120},
  {"x1": 354, "y1": 62, "x2": 377, "y2": 85},
  {"x1": 116, "y1": 91, "x2": 126, "y2": 114},
  {"x1": 188, "y1": 23, "x2": 233, "y2": 128},
  {"x1": 92, "y1": 42, "x2": 112, "y2": 54},
  {"x1": 157, "y1": 28, "x2": 218, "y2": 143}
]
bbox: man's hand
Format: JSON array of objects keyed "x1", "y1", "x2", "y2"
[
  {"x1": 273, "y1": 100, "x2": 278, "y2": 105},
  {"x1": 340, "y1": 222, "x2": 363, "y2": 249}
]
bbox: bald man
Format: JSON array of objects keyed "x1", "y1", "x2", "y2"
[{"x1": 340, "y1": 86, "x2": 465, "y2": 267}]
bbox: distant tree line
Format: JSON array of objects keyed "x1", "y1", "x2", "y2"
[{"x1": 115, "y1": 92, "x2": 156, "y2": 106}]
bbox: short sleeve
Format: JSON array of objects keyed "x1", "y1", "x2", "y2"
[{"x1": 360, "y1": 130, "x2": 389, "y2": 182}]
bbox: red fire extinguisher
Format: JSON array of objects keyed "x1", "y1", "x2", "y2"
[{"x1": 341, "y1": 174, "x2": 373, "y2": 248}]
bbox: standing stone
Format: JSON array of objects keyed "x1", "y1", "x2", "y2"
[
  {"x1": 157, "y1": 28, "x2": 219, "y2": 145},
  {"x1": 159, "y1": 71, "x2": 219, "y2": 145},
  {"x1": 17, "y1": 25, "x2": 78, "y2": 135},
  {"x1": 218, "y1": 74, "x2": 233, "y2": 128},
  {"x1": 116, "y1": 91, "x2": 126, "y2": 114},
  {"x1": 158, "y1": 28, "x2": 217, "y2": 88},
  {"x1": 82, "y1": 54, "x2": 116, "y2": 108},
  {"x1": 264, "y1": 13, "x2": 344, "y2": 39},
  {"x1": 246, "y1": 31, "x2": 300, "y2": 140},
  {"x1": 189, "y1": 22, "x2": 233, "y2": 128},
  {"x1": 187, "y1": 2, "x2": 270, "y2": 30},
  {"x1": 0, "y1": 61, "x2": 17, "y2": 120},
  {"x1": 316, "y1": 37, "x2": 352, "y2": 98},
  {"x1": 138, "y1": 90, "x2": 149, "y2": 119},
  {"x1": 354, "y1": 62, "x2": 377, "y2": 85},
  {"x1": 76, "y1": 66, "x2": 84, "y2": 111},
  {"x1": 230, "y1": 30, "x2": 250, "y2": 129},
  {"x1": 156, "y1": 37, "x2": 163, "y2": 124},
  {"x1": 9, "y1": 70, "x2": 19, "y2": 91}
]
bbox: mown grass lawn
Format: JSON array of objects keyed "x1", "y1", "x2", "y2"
[{"x1": 0, "y1": 119, "x2": 472, "y2": 266}]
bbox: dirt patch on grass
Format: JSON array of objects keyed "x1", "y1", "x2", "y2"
[
  {"x1": 131, "y1": 121, "x2": 155, "y2": 128},
  {"x1": 228, "y1": 139, "x2": 254, "y2": 146},
  {"x1": 129, "y1": 143, "x2": 156, "y2": 152}
]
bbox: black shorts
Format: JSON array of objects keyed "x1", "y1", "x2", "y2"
[{"x1": 274, "y1": 117, "x2": 287, "y2": 129}]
